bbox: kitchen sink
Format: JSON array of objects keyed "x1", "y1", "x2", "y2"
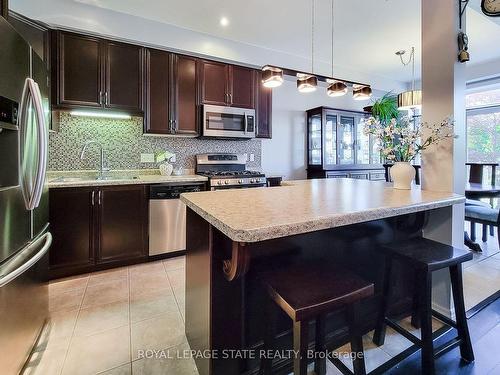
[{"x1": 50, "y1": 175, "x2": 140, "y2": 183}]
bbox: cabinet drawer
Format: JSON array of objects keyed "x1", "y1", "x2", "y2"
[
  {"x1": 349, "y1": 172, "x2": 369, "y2": 180},
  {"x1": 370, "y1": 171, "x2": 386, "y2": 181},
  {"x1": 326, "y1": 172, "x2": 349, "y2": 179}
]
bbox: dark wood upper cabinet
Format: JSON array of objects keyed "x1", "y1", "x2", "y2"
[
  {"x1": 173, "y1": 55, "x2": 199, "y2": 135},
  {"x1": 49, "y1": 188, "x2": 95, "y2": 270},
  {"x1": 105, "y1": 42, "x2": 143, "y2": 112},
  {"x1": 256, "y1": 71, "x2": 272, "y2": 138},
  {"x1": 98, "y1": 185, "x2": 147, "y2": 263},
  {"x1": 144, "y1": 50, "x2": 199, "y2": 136},
  {"x1": 144, "y1": 49, "x2": 171, "y2": 134},
  {"x1": 200, "y1": 60, "x2": 255, "y2": 109},
  {"x1": 230, "y1": 66, "x2": 255, "y2": 108},
  {"x1": 200, "y1": 60, "x2": 228, "y2": 106},
  {"x1": 52, "y1": 31, "x2": 143, "y2": 113},
  {"x1": 55, "y1": 32, "x2": 102, "y2": 108}
]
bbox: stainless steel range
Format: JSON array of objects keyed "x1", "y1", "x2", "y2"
[{"x1": 196, "y1": 153, "x2": 266, "y2": 190}]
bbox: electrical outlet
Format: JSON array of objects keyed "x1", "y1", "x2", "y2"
[
  {"x1": 243, "y1": 153, "x2": 248, "y2": 161},
  {"x1": 140, "y1": 153, "x2": 155, "y2": 163},
  {"x1": 170, "y1": 154, "x2": 176, "y2": 163},
  {"x1": 249, "y1": 153, "x2": 255, "y2": 162}
]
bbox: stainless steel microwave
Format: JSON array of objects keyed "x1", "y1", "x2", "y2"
[{"x1": 202, "y1": 105, "x2": 256, "y2": 139}]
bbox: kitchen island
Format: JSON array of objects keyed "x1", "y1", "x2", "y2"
[{"x1": 180, "y1": 179, "x2": 464, "y2": 375}]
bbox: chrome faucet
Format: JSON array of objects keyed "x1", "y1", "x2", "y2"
[{"x1": 79, "y1": 140, "x2": 109, "y2": 179}]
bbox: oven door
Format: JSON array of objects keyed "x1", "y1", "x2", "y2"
[{"x1": 203, "y1": 105, "x2": 255, "y2": 138}]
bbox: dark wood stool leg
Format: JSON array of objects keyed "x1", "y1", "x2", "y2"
[
  {"x1": 449, "y1": 264, "x2": 474, "y2": 362},
  {"x1": 315, "y1": 316, "x2": 326, "y2": 375},
  {"x1": 470, "y1": 222, "x2": 476, "y2": 241},
  {"x1": 260, "y1": 299, "x2": 277, "y2": 375},
  {"x1": 417, "y1": 270, "x2": 435, "y2": 375},
  {"x1": 293, "y1": 320, "x2": 309, "y2": 375},
  {"x1": 348, "y1": 303, "x2": 367, "y2": 375},
  {"x1": 490, "y1": 225, "x2": 494, "y2": 236},
  {"x1": 373, "y1": 257, "x2": 392, "y2": 346},
  {"x1": 482, "y1": 224, "x2": 487, "y2": 242},
  {"x1": 411, "y1": 271, "x2": 421, "y2": 329}
]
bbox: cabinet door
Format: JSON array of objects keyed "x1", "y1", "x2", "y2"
[
  {"x1": 230, "y1": 66, "x2": 255, "y2": 108},
  {"x1": 338, "y1": 116, "x2": 355, "y2": 165},
  {"x1": 173, "y1": 55, "x2": 199, "y2": 135},
  {"x1": 144, "y1": 49, "x2": 171, "y2": 134},
  {"x1": 200, "y1": 60, "x2": 228, "y2": 106},
  {"x1": 256, "y1": 72, "x2": 272, "y2": 138},
  {"x1": 105, "y1": 42, "x2": 143, "y2": 112},
  {"x1": 57, "y1": 32, "x2": 102, "y2": 107},
  {"x1": 49, "y1": 188, "x2": 95, "y2": 269},
  {"x1": 97, "y1": 186, "x2": 147, "y2": 263}
]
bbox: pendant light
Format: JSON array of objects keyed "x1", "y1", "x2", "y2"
[
  {"x1": 396, "y1": 47, "x2": 422, "y2": 110},
  {"x1": 262, "y1": 66, "x2": 283, "y2": 88},
  {"x1": 353, "y1": 84, "x2": 372, "y2": 100},
  {"x1": 326, "y1": 0, "x2": 347, "y2": 97},
  {"x1": 298, "y1": 0, "x2": 317, "y2": 93}
]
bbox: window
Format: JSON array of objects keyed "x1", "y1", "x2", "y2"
[{"x1": 465, "y1": 87, "x2": 500, "y2": 185}]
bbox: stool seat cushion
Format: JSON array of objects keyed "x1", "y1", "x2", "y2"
[
  {"x1": 465, "y1": 199, "x2": 491, "y2": 207},
  {"x1": 261, "y1": 262, "x2": 374, "y2": 321},
  {"x1": 380, "y1": 238, "x2": 473, "y2": 271},
  {"x1": 465, "y1": 205, "x2": 499, "y2": 224}
]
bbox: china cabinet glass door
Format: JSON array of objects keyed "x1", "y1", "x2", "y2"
[
  {"x1": 338, "y1": 116, "x2": 355, "y2": 164},
  {"x1": 308, "y1": 113, "x2": 322, "y2": 165},
  {"x1": 324, "y1": 114, "x2": 337, "y2": 165},
  {"x1": 356, "y1": 118, "x2": 370, "y2": 164}
]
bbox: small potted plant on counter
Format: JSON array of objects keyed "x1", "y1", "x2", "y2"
[{"x1": 363, "y1": 115, "x2": 456, "y2": 189}]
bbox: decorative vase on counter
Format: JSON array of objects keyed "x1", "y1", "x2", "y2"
[
  {"x1": 159, "y1": 162, "x2": 173, "y2": 176},
  {"x1": 390, "y1": 162, "x2": 415, "y2": 190}
]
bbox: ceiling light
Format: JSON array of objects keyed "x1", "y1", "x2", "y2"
[
  {"x1": 69, "y1": 111, "x2": 131, "y2": 120},
  {"x1": 398, "y1": 90, "x2": 422, "y2": 110},
  {"x1": 353, "y1": 85, "x2": 372, "y2": 100},
  {"x1": 219, "y1": 17, "x2": 229, "y2": 27},
  {"x1": 297, "y1": 75, "x2": 317, "y2": 93},
  {"x1": 396, "y1": 47, "x2": 422, "y2": 110},
  {"x1": 327, "y1": 80, "x2": 348, "y2": 97},
  {"x1": 261, "y1": 66, "x2": 283, "y2": 88}
]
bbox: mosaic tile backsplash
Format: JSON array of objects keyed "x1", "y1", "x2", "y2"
[{"x1": 48, "y1": 113, "x2": 262, "y2": 171}]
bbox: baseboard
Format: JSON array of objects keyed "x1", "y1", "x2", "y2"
[{"x1": 466, "y1": 290, "x2": 500, "y2": 319}]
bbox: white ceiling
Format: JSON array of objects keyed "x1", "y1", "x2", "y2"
[{"x1": 11, "y1": 0, "x2": 500, "y2": 90}]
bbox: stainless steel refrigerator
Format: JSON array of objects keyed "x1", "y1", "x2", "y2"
[{"x1": 0, "y1": 16, "x2": 52, "y2": 375}]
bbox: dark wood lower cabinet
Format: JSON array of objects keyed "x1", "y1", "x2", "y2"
[
  {"x1": 98, "y1": 186, "x2": 148, "y2": 263},
  {"x1": 49, "y1": 185, "x2": 148, "y2": 279}
]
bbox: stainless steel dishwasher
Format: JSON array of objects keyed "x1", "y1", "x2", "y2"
[{"x1": 149, "y1": 183, "x2": 205, "y2": 256}]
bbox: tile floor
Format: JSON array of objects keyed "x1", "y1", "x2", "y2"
[
  {"x1": 463, "y1": 223, "x2": 500, "y2": 311},
  {"x1": 25, "y1": 254, "x2": 491, "y2": 375}
]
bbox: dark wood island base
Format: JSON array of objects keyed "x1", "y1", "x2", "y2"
[{"x1": 185, "y1": 207, "x2": 435, "y2": 375}]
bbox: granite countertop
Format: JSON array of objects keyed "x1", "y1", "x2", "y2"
[
  {"x1": 47, "y1": 169, "x2": 207, "y2": 188},
  {"x1": 180, "y1": 178, "x2": 465, "y2": 243}
]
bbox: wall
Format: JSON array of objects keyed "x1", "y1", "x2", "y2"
[
  {"x1": 261, "y1": 79, "x2": 381, "y2": 180},
  {"x1": 48, "y1": 113, "x2": 261, "y2": 171}
]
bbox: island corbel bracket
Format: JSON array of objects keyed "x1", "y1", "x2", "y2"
[{"x1": 223, "y1": 242, "x2": 250, "y2": 281}]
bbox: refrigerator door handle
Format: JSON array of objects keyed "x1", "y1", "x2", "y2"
[
  {"x1": 19, "y1": 78, "x2": 47, "y2": 211},
  {"x1": 29, "y1": 79, "x2": 48, "y2": 210},
  {"x1": 0, "y1": 231, "x2": 52, "y2": 288}
]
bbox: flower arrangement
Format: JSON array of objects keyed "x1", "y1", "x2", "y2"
[{"x1": 363, "y1": 116, "x2": 456, "y2": 162}]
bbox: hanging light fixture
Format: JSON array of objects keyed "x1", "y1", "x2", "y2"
[
  {"x1": 261, "y1": 66, "x2": 283, "y2": 88},
  {"x1": 298, "y1": 0, "x2": 317, "y2": 93},
  {"x1": 353, "y1": 84, "x2": 372, "y2": 100},
  {"x1": 396, "y1": 47, "x2": 422, "y2": 110},
  {"x1": 326, "y1": 0, "x2": 347, "y2": 97}
]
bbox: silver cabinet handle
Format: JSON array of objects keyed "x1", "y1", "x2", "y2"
[
  {"x1": 98, "y1": 190, "x2": 102, "y2": 205},
  {"x1": 0, "y1": 231, "x2": 52, "y2": 288},
  {"x1": 105, "y1": 92, "x2": 109, "y2": 106},
  {"x1": 91, "y1": 191, "x2": 95, "y2": 205},
  {"x1": 99, "y1": 91, "x2": 103, "y2": 105}
]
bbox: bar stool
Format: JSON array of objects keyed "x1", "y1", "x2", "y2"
[
  {"x1": 259, "y1": 262, "x2": 374, "y2": 375},
  {"x1": 372, "y1": 238, "x2": 474, "y2": 375}
]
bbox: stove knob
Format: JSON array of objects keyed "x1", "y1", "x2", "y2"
[
  {"x1": 250, "y1": 179, "x2": 255, "y2": 183},
  {"x1": 238, "y1": 179, "x2": 243, "y2": 184},
  {"x1": 224, "y1": 180, "x2": 229, "y2": 185},
  {"x1": 217, "y1": 181, "x2": 222, "y2": 185}
]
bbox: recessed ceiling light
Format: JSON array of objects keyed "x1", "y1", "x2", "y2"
[{"x1": 220, "y1": 17, "x2": 229, "y2": 27}]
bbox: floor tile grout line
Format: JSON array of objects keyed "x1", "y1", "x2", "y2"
[
  {"x1": 58, "y1": 273, "x2": 90, "y2": 375},
  {"x1": 128, "y1": 265, "x2": 133, "y2": 370},
  {"x1": 163, "y1": 261, "x2": 185, "y2": 323}
]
